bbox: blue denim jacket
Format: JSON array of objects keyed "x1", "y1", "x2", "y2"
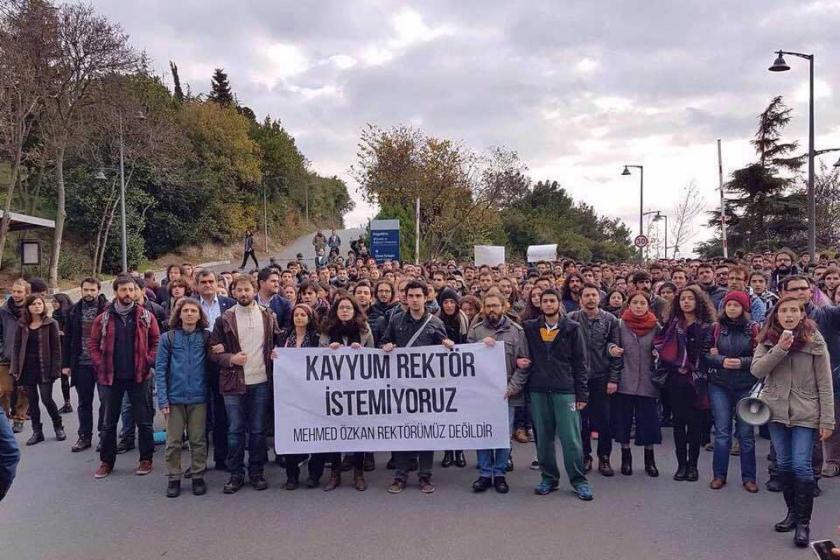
[{"x1": 154, "y1": 328, "x2": 209, "y2": 408}]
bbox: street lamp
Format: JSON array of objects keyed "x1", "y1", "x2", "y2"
[
  {"x1": 769, "y1": 49, "x2": 815, "y2": 261},
  {"x1": 94, "y1": 110, "x2": 145, "y2": 274},
  {"x1": 621, "y1": 164, "x2": 644, "y2": 260},
  {"x1": 642, "y1": 210, "x2": 668, "y2": 260}
]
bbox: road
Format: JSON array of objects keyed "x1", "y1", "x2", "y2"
[
  {"x1": 1, "y1": 403, "x2": 836, "y2": 560},
  {"x1": 71, "y1": 227, "x2": 366, "y2": 300}
]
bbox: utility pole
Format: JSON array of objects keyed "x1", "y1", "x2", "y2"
[{"x1": 718, "y1": 139, "x2": 728, "y2": 258}]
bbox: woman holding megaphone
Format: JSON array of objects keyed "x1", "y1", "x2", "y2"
[
  {"x1": 706, "y1": 290, "x2": 760, "y2": 493},
  {"x1": 752, "y1": 295, "x2": 835, "y2": 548}
]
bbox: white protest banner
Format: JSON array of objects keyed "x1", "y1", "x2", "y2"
[
  {"x1": 474, "y1": 245, "x2": 505, "y2": 266},
  {"x1": 273, "y1": 343, "x2": 510, "y2": 454},
  {"x1": 527, "y1": 243, "x2": 557, "y2": 262}
]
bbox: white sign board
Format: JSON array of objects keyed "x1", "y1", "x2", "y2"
[
  {"x1": 526, "y1": 244, "x2": 557, "y2": 263},
  {"x1": 273, "y1": 343, "x2": 511, "y2": 453},
  {"x1": 474, "y1": 245, "x2": 505, "y2": 266}
]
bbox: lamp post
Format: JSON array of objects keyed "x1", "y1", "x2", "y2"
[
  {"x1": 94, "y1": 110, "x2": 144, "y2": 274},
  {"x1": 621, "y1": 164, "x2": 644, "y2": 261},
  {"x1": 769, "y1": 49, "x2": 815, "y2": 261},
  {"x1": 642, "y1": 210, "x2": 668, "y2": 259}
]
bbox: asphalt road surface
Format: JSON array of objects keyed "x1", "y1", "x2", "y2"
[{"x1": 2, "y1": 392, "x2": 837, "y2": 560}]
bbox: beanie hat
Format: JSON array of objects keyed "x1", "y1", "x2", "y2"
[
  {"x1": 722, "y1": 290, "x2": 750, "y2": 312},
  {"x1": 437, "y1": 287, "x2": 461, "y2": 306}
]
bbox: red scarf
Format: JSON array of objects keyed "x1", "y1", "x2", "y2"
[{"x1": 621, "y1": 308, "x2": 658, "y2": 337}]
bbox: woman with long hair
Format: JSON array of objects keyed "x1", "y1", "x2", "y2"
[
  {"x1": 706, "y1": 291, "x2": 760, "y2": 492},
  {"x1": 604, "y1": 289, "x2": 625, "y2": 318},
  {"x1": 11, "y1": 294, "x2": 64, "y2": 445},
  {"x1": 520, "y1": 286, "x2": 543, "y2": 322},
  {"x1": 498, "y1": 277, "x2": 524, "y2": 318},
  {"x1": 752, "y1": 296, "x2": 835, "y2": 547},
  {"x1": 278, "y1": 304, "x2": 321, "y2": 490},
  {"x1": 611, "y1": 291, "x2": 662, "y2": 477},
  {"x1": 315, "y1": 294, "x2": 375, "y2": 491},
  {"x1": 437, "y1": 287, "x2": 469, "y2": 468},
  {"x1": 655, "y1": 285, "x2": 716, "y2": 482}
]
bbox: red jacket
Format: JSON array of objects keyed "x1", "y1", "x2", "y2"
[{"x1": 88, "y1": 304, "x2": 160, "y2": 386}]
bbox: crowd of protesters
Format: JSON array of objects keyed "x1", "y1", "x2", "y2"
[{"x1": 0, "y1": 243, "x2": 837, "y2": 549}]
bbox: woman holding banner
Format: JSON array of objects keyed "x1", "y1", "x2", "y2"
[
  {"x1": 278, "y1": 304, "x2": 321, "y2": 490},
  {"x1": 315, "y1": 294, "x2": 375, "y2": 491}
]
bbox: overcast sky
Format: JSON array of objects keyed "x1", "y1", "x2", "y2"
[{"x1": 85, "y1": 0, "x2": 840, "y2": 252}]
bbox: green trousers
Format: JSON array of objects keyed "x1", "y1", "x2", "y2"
[
  {"x1": 530, "y1": 392, "x2": 587, "y2": 488},
  {"x1": 165, "y1": 403, "x2": 208, "y2": 480}
]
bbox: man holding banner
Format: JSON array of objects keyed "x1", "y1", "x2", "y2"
[
  {"x1": 467, "y1": 289, "x2": 530, "y2": 494},
  {"x1": 522, "y1": 288, "x2": 593, "y2": 501},
  {"x1": 381, "y1": 279, "x2": 454, "y2": 494}
]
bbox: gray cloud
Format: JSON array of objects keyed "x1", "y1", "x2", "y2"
[{"x1": 81, "y1": 0, "x2": 840, "y2": 239}]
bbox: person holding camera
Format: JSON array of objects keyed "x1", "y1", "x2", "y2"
[{"x1": 752, "y1": 295, "x2": 835, "y2": 548}]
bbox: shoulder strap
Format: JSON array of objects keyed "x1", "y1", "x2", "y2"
[
  {"x1": 406, "y1": 315, "x2": 433, "y2": 348},
  {"x1": 712, "y1": 322, "x2": 721, "y2": 346}
]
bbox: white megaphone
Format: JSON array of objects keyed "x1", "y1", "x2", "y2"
[{"x1": 736, "y1": 380, "x2": 771, "y2": 426}]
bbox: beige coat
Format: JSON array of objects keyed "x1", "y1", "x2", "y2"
[{"x1": 751, "y1": 331, "x2": 835, "y2": 431}]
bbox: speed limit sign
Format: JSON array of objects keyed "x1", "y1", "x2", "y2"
[{"x1": 634, "y1": 235, "x2": 649, "y2": 248}]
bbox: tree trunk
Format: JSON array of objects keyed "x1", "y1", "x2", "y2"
[
  {"x1": 49, "y1": 142, "x2": 66, "y2": 289},
  {"x1": 0, "y1": 142, "x2": 24, "y2": 270}
]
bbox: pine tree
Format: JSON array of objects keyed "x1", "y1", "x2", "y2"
[
  {"x1": 208, "y1": 68, "x2": 234, "y2": 105},
  {"x1": 169, "y1": 61, "x2": 184, "y2": 102}
]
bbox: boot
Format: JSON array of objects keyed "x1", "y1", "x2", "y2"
[
  {"x1": 55, "y1": 425, "x2": 66, "y2": 441},
  {"x1": 774, "y1": 472, "x2": 797, "y2": 532},
  {"x1": 441, "y1": 451, "x2": 454, "y2": 468},
  {"x1": 323, "y1": 468, "x2": 341, "y2": 491},
  {"x1": 620, "y1": 448, "x2": 632, "y2": 476},
  {"x1": 26, "y1": 427, "x2": 45, "y2": 446},
  {"x1": 673, "y1": 448, "x2": 688, "y2": 481},
  {"x1": 353, "y1": 469, "x2": 367, "y2": 491},
  {"x1": 644, "y1": 448, "x2": 659, "y2": 478},
  {"x1": 598, "y1": 456, "x2": 614, "y2": 477},
  {"x1": 686, "y1": 463, "x2": 699, "y2": 482},
  {"x1": 454, "y1": 450, "x2": 466, "y2": 468},
  {"x1": 793, "y1": 479, "x2": 814, "y2": 548}
]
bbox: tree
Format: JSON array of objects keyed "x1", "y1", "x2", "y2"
[
  {"x1": 814, "y1": 161, "x2": 840, "y2": 249},
  {"x1": 169, "y1": 60, "x2": 183, "y2": 102},
  {"x1": 208, "y1": 68, "x2": 233, "y2": 106},
  {"x1": 700, "y1": 96, "x2": 807, "y2": 255},
  {"x1": 0, "y1": 0, "x2": 59, "y2": 269},
  {"x1": 669, "y1": 181, "x2": 704, "y2": 257},
  {"x1": 39, "y1": 2, "x2": 138, "y2": 286}
]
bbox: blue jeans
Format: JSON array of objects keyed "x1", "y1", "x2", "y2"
[
  {"x1": 223, "y1": 382, "x2": 269, "y2": 478},
  {"x1": 709, "y1": 383, "x2": 756, "y2": 482},
  {"x1": 767, "y1": 422, "x2": 817, "y2": 482},
  {"x1": 0, "y1": 409, "x2": 20, "y2": 501},
  {"x1": 476, "y1": 406, "x2": 515, "y2": 478}
]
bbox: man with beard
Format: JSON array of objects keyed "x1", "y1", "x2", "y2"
[
  {"x1": 90, "y1": 276, "x2": 161, "y2": 479},
  {"x1": 209, "y1": 275, "x2": 282, "y2": 494},
  {"x1": 467, "y1": 289, "x2": 530, "y2": 494},
  {"x1": 697, "y1": 263, "x2": 727, "y2": 310},
  {"x1": 255, "y1": 267, "x2": 292, "y2": 329},
  {"x1": 631, "y1": 271, "x2": 668, "y2": 322},
  {"x1": 561, "y1": 272, "x2": 584, "y2": 313},
  {"x1": 62, "y1": 278, "x2": 108, "y2": 452},
  {"x1": 0, "y1": 279, "x2": 30, "y2": 432},
  {"x1": 569, "y1": 283, "x2": 622, "y2": 477},
  {"x1": 770, "y1": 249, "x2": 798, "y2": 292}
]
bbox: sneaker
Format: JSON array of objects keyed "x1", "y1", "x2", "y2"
[
  {"x1": 574, "y1": 483, "x2": 594, "y2": 501},
  {"x1": 224, "y1": 476, "x2": 245, "y2": 494},
  {"x1": 534, "y1": 481, "x2": 558, "y2": 495},
  {"x1": 12, "y1": 421, "x2": 23, "y2": 433},
  {"x1": 192, "y1": 478, "x2": 207, "y2": 496},
  {"x1": 529, "y1": 459, "x2": 540, "y2": 471},
  {"x1": 250, "y1": 474, "x2": 269, "y2": 491},
  {"x1": 822, "y1": 462, "x2": 840, "y2": 478},
  {"x1": 418, "y1": 477, "x2": 435, "y2": 494},
  {"x1": 387, "y1": 479, "x2": 406, "y2": 494},
  {"x1": 135, "y1": 460, "x2": 153, "y2": 476},
  {"x1": 116, "y1": 440, "x2": 135, "y2": 454},
  {"x1": 71, "y1": 437, "x2": 92, "y2": 452},
  {"x1": 94, "y1": 462, "x2": 113, "y2": 479}
]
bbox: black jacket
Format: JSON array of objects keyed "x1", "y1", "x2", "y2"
[
  {"x1": 380, "y1": 310, "x2": 448, "y2": 348},
  {"x1": 61, "y1": 295, "x2": 108, "y2": 371},
  {"x1": 522, "y1": 316, "x2": 589, "y2": 402},
  {"x1": 568, "y1": 309, "x2": 621, "y2": 381},
  {"x1": 706, "y1": 318, "x2": 759, "y2": 392}
]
